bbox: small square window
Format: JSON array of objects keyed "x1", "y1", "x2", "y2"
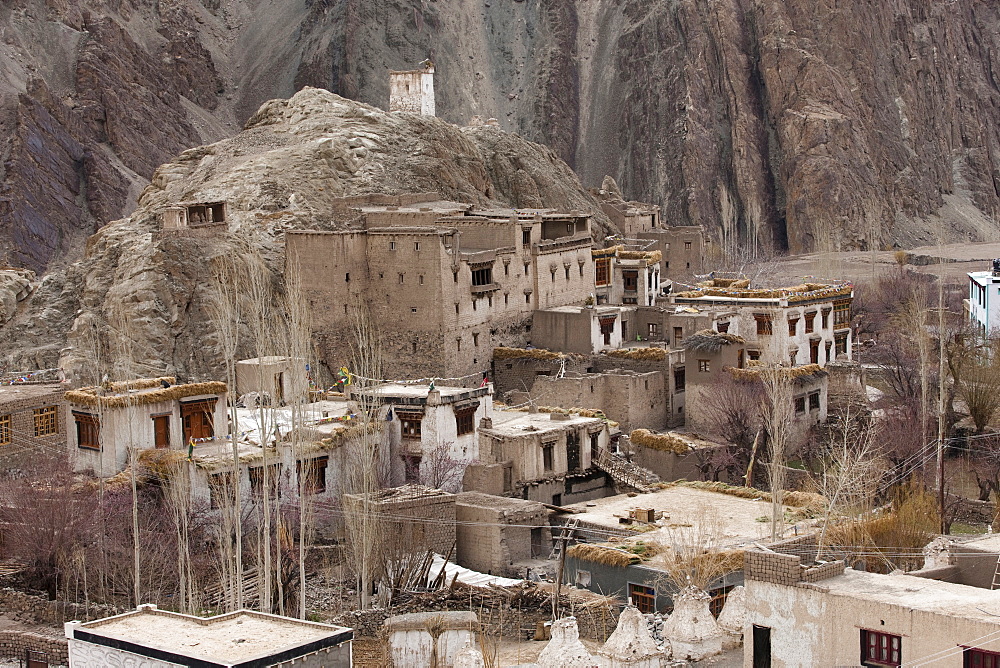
[
  {"x1": 414, "y1": 241, "x2": 420, "y2": 251},
  {"x1": 411, "y1": 307, "x2": 417, "y2": 313},
  {"x1": 390, "y1": 241, "x2": 397, "y2": 250},
  {"x1": 698, "y1": 360, "x2": 710, "y2": 373}
]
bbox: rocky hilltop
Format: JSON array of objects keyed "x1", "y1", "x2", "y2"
[
  {"x1": 0, "y1": 87, "x2": 613, "y2": 380},
  {"x1": 1, "y1": 0, "x2": 998, "y2": 274}
]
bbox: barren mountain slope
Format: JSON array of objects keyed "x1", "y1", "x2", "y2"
[
  {"x1": 0, "y1": 87, "x2": 613, "y2": 380},
  {"x1": 1, "y1": 0, "x2": 998, "y2": 274}
]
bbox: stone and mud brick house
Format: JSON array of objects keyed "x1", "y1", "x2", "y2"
[
  {"x1": 454, "y1": 491, "x2": 552, "y2": 577},
  {"x1": 286, "y1": 196, "x2": 595, "y2": 381},
  {"x1": 561, "y1": 484, "x2": 791, "y2": 616},
  {"x1": 388, "y1": 60, "x2": 435, "y2": 116},
  {"x1": 464, "y1": 408, "x2": 612, "y2": 506},
  {"x1": 234, "y1": 356, "x2": 308, "y2": 405},
  {"x1": 66, "y1": 376, "x2": 228, "y2": 478},
  {"x1": 668, "y1": 277, "x2": 854, "y2": 367},
  {"x1": 343, "y1": 484, "x2": 456, "y2": 559},
  {"x1": 591, "y1": 180, "x2": 709, "y2": 280},
  {"x1": 743, "y1": 533, "x2": 1000, "y2": 667},
  {"x1": 350, "y1": 382, "x2": 492, "y2": 490},
  {"x1": 591, "y1": 245, "x2": 661, "y2": 308},
  {"x1": 66, "y1": 604, "x2": 353, "y2": 667},
  {"x1": 0, "y1": 381, "x2": 67, "y2": 470}
]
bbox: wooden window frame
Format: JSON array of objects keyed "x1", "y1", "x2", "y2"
[
  {"x1": 628, "y1": 582, "x2": 656, "y2": 614},
  {"x1": 297, "y1": 456, "x2": 329, "y2": 495},
  {"x1": 808, "y1": 391, "x2": 821, "y2": 411},
  {"x1": 674, "y1": 366, "x2": 686, "y2": 392},
  {"x1": 399, "y1": 412, "x2": 423, "y2": 439},
  {"x1": 209, "y1": 471, "x2": 237, "y2": 510},
  {"x1": 0, "y1": 414, "x2": 9, "y2": 446},
  {"x1": 794, "y1": 396, "x2": 806, "y2": 415},
  {"x1": 249, "y1": 463, "x2": 282, "y2": 500},
  {"x1": 834, "y1": 299, "x2": 852, "y2": 328},
  {"x1": 455, "y1": 406, "x2": 476, "y2": 436},
  {"x1": 788, "y1": 317, "x2": 799, "y2": 336},
  {"x1": 804, "y1": 312, "x2": 816, "y2": 334},
  {"x1": 622, "y1": 270, "x2": 639, "y2": 292},
  {"x1": 964, "y1": 647, "x2": 1000, "y2": 668},
  {"x1": 33, "y1": 406, "x2": 58, "y2": 437},
  {"x1": 698, "y1": 359, "x2": 710, "y2": 373},
  {"x1": 542, "y1": 441, "x2": 555, "y2": 473},
  {"x1": 861, "y1": 629, "x2": 901, "y2": 667},
  {"x1": 73, "y1": 412, "x2": 100, "y2": 451},
  {"x1": 754, "y1": 314, "x2": 773, "y2": 336},
  {"x1": 472, "y1": 266, "x2": 493, "y2": 287},
  {"x1": 595, "y1": 257, "x2": 611, "y2": 286}
]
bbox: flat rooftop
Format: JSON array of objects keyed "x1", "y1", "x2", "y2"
[
  {"x1": 353, "y1": 383, "x2": 489, "y2": 404},
  {"x1": 456, "y1": 490, "x2": 547, "y2": 512},
  {"x1": 73, "y1": 607, "x2": 352, "y2": 665},
  {"x1": 818, "y1": 569, "x2": 1000, "y2": 624},
  {"x1": 0, "y1": 382, "x2": 64, "y2": 404},
  {"x1": 235, "y1": 399, "x2": 354, "y2": 446},
  {"x1": 563, "y1": 485, "x2": 788, "y2": 547},
  {"x1": 487, "y1": 411, "x2": 604, "y2": 435},
  {"x1": 359, "y1": 200, "x2": 470, "y2": 214}
]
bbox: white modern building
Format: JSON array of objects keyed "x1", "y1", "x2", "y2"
[{"x1": 966, "y1": 261, "x2": 1000, "y2": 336}]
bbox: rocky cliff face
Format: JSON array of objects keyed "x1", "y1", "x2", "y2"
[
  {"x1": 0, "y1": 88, "x2": 614, "y2": 379},
  {"x1": 1, "y1": 0, "x2": 998, "y2": 273}
]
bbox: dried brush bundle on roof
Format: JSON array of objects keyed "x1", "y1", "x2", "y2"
[
  {"x1": 727, "y1": 364, "x2": 826, "y2": 385},
  {"x1": 617, "y1": 250, "x2": 663, "y2": 266},
  {"x1": 105, "y1": 376, "x2": 176, "y2": 392},
  {"x1": 630, "y1": 429, "x2": 692, "y2": 454},
  {"x1": 67, "y1": 381, "x2": 228, "y2": 408},
  {"x1": 493, "y1": 346, "x2": 564, "y2": 361},
  {"x1": 607, "y1": 348, "x2": 667, "y2": 361},
  {"x1": 683, "y1": 329, "x2": 746, "y2": 353},
  {"x1": 591, "y1": 245, "x2": 624, "y2": 258},
  {"x1": 567, "y1": 543, "x2": 640, "y2": 567},
  {"x1": 665, "y1": 480, "x2": 826, "y2": 513}
]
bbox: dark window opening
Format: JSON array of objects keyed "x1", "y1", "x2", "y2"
[
  {"x1": 542, "y1": 442, "x2": 554, "y2": 472},
  {"x1": 472, "y1": 267, "x2": 493, "y2": 286},
  {"x1": 628, "y1": 583, "x2": 656, "y2": 614},
  {"x1": 567, "y1": 431, "x2": 581, "y2": 471},
  {"x1": 74, "y1": 412, "x2": 100, "y2": 450},
  {"x1": 297, "y1": 456, "x2": 328, "y2": 495},
  {"x1": 674, "y1": 367, "x2": 686, "y2": 392},
  {"x1": 809, "y1": 391, "x2": 821, "y2": 411},
  {"x1": 404, "y1": 455, "x2": 421, "y2": 483},
  {"x1": 755, "y1": 314, "x2": 773, "y2": 335},
  {"x1": 249, "y1": 464, "x2": 281, "y2": 499},
  {"x1": 595, "y1": 258, "x2": 611, "y2": 286},
  {"x1": 623, "y1": 270, "x2": 638, "y2": 292},
  {"x1": 456, "y1": 407, "x2": 476, "y2": 436}
]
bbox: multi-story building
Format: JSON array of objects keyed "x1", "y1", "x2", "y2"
[
  {"x1": 0, "y1": 382, "x2": 67, "y2": 470},
  {"x1": 592, "y1": 246, "x2": 661, "y2": 307},
  {"x1": 668, "y1": 278, "x2": 853, "y2": 366},
  {"x1": 350, "y1": 382, "x2": 493, "y2": 490},
  {"x1": 966, "y1": 260, "x2": 1000, "y2": 336},
  {"x1": 287, "y1": 199, "x2": 595, "y2": 380}
]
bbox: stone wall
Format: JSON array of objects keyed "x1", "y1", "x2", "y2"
[
  {"x1": 530, "y1": 370, "x2": 667, "y2": 432},
  {"x1": 0, "y1": 384, "x2": 68, "y2": 471},
  {"x1": 0, "y1": 631, "x2": 68, "y2": 665},
  {"x1": 743, "y1": 548, "x2": 845, "y2": 587},
  {"x1": 0, "y1": 588, "x2": 121, "y2": 625},
  {"x1": 455, "y1": 492, "x2": 550, "y2": 576}
]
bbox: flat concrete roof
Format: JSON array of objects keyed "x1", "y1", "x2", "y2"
[
  {"x1": 817, "y1": 569, "x2": 1000, "y2": 624},
  {"x1": 73, "y1": 607, "x2": 352, "y2": 666},
  {"x1": 0, "y1": 382, "x2": 64, "y2": 404},
  {"x1": 563, "y1": 485, "x2": 785, "y2": 547},
  {"x1": 354, "y1": 383, "x2": 488, "y2": 404},
  {"x1": 484, "y1": 411, "x2": 604, "y2": 436},
  {"x1": 954, "y1": 534, "x2": 1000, "y2": 553}
]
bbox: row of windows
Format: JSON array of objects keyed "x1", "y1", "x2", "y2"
[
  {"x1": 398, "y1": 407, "x2": 479, "y2": 438},
  {"x1": 0, "y1": 407, "x2": 60, "y2": 445},
  {"x1": 755, "y1": 303, "x2": 852, "y2": 337},
  {"x1": 751, "y1": 626, "x2": 1000, "y2": 668},
  {"x1": 209, "y1": 457, "x2": 328, "y2": 508}
]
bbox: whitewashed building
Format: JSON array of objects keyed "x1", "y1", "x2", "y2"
[{"x1": 966, "y1": 261, "x2": 1000, "y2": 336}]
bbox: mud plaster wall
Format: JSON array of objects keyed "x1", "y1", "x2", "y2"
[{"x1": 529, "y1": 371, "x2": 667, "y2": 432}]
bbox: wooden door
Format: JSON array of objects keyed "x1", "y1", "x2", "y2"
[
  {"x1": 153, "y1": 415, "x2": 170, "y2": 448},
  {"x1": 181, "y1": 400, "x2": 216, "y2": 441}
]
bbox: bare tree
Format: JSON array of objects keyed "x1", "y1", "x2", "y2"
[
  {"x1": 342, "y1": 299, "x2": 388, "y2": 609},
  {"x1": 419, "y1": 441, "x2": 470, "y2": 493},
  {"x1": 760, "y1": 366, "x2": 793, "y2": 542},
  {"x1": 950, "y1": 336, "x2": 1000, "y2": 434},
  {"x1": 814, "y1": 407, "x2": 884, "y2": 561}
]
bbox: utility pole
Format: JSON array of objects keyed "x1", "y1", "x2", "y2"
[{"x1": 551, "y1": 519, "x2": 579, "y2": 621}]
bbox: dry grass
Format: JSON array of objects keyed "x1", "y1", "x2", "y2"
[
  {"x1": 493, "y1": 347, "x2": 565, "y2": 361},
  {"x1": 630, "y1": 429, "x2": 692, "y2": 454},
  {"x1": 567, "y1": 543, "x2": 640, "y2": 567},
  {"x1": 606, "y1": 348, "x2": 667, "y2": 361},
  {"x1": 664, "y1": 480, "x2": 826, "y2": 514},
  {"x1": 67, "y1": 381, "x2": 228, "y2": 408},
  {"x1": 683, "y1": 329, "x2": 746, "y2": 353},
  {"x1": 674, "y1": 282, "x2": 852, "y2": 302},
  {"x1": 727, "y1": 363, "x2": 826, "y2": 385}
]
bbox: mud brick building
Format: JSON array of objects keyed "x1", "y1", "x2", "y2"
[
  {"x1": 287, "y1": 196, "x2": 595, "y2": 381},
  {"x1": 344, "y1": 484, "x2": 456, "y2": 558},
  {"x1": 668, "y1": 278, "x2": 853, "y2": 366},
  {"x1": 0, "y1": 382, "x2": 67, "y2": 470},
  {"x1": 455, "y1": 491, "x2": 551, "y2": 577}
]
